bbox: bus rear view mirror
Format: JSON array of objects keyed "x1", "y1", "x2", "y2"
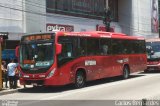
[
  {"x1": 15, "y1": 46, "x2": 19, "y2": 57},
  {"x1": 56, "y1": 44, "x2": 62, "y2": 55}
]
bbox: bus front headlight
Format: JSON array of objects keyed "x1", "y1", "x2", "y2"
[{"x1": 47, "y1": 68, "x2": 56, "y2": 78}]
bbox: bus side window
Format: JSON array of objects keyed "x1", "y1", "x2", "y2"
[
  {"x1": 58, "y1": 42, "x2": 74, "y2": 67},
  {"x1": 100, "y1": 38, "x2": 111, "y2": 55},
  {"x1": 62, "y1": 43, "x2": 72, "y2": 57},
  {"x1": 58, "y1": 36, "x2": 76, "y2": 67},
  {"x1": 77, "y1": 47, "x2": 85, "y2": 56},
  {"x1": 77, "y1": 38, "x2": 87, "y2": 56},
  {"x1": 102, "y1": 45, "x2": 108, "y2": 55},
  {"x1": 87, "y1": 38, "x2": 100, "y2": 55}
]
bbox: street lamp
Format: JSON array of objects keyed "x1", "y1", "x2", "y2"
[{"x1": 103, "y1": 8, "x2": 112, "y2": 32}]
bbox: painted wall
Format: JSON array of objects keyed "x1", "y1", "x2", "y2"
[
  {"x1": 24, "y1": 0, "x2": 121, "y2": 33},
  {"x1": 0, "y1": 0, "x2": 158, "y2": 40}
]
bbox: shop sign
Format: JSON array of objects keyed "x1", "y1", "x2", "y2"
[
  {"x1": 96, "y1": 25, "x2": 114, "y2": 32},
  {"x1": 46, "y1": 24, "x2": 74, "y2": 32}
]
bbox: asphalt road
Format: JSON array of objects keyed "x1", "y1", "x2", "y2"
[{"x1": 1, "y1": 72, "x2": 160, "y2": 106}]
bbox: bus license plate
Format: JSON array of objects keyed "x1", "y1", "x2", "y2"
[{"x1": 149, "y1": 68, "x2": 154, "y2": 70}]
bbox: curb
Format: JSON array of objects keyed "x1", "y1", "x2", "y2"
[
  {"x1": 0, "y1": 89, "x2": 19, "y2": 96},
  {"x1": 0, "y1": 85, "x2": 33, "y2": 96}
]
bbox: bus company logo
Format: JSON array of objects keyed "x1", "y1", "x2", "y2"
[
  {"x1": 46, "y1": 24, "x2": 74, "y2": 32},
  {"x1": 2, "y1": 100, "x2": 18, "y2": 106},
  {"x1": 85, "y1": 60, "x2": 96, "y2": 66},
  {"x1": 123, "y1": 58, "x2": 129, "y2": 62},
  {"x1": 117, "y1": 58, "x2": 129, "y2": 64}
]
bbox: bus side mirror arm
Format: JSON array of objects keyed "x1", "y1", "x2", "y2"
[
  {"x1": 15, "y1": 46, "x2": 19, "y2": 57},
  {"x1": 56, "y1": 44, "x2": 62, "y2": 55}
]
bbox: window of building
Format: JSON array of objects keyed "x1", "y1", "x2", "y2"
[
  {"x1": 108, "y1": 0, "x2": 118, "y2": 21},
  {"x1": 46, "y1": 0, "x2": 107, "y2": 19}
]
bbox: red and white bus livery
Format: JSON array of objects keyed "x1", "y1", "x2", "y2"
[
  {"x1": 145, "y1": 39, "x2": 160, "y2": 71},
  {"x1": 16, "y1": 31, "x2": 147, "y2": 88}
]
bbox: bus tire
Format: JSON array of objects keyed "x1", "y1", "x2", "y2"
[
  {"x1": 75, "y1": 71, "x2": 86, "y2": 88},
  {"x1": 123, "y1": 66, "x2": 130, "y2": 79}
]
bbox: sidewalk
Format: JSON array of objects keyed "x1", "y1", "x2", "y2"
[{"x1": 0, "y1": 81, "x2": 32, "y2": 96}]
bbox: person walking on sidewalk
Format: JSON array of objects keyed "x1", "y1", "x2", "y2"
[
  {"x1": 7, "y1": 59, "x2": 18, "y2": 89},
  {"x1": 2, "y1": 60, "x2": 8, "y2": 88}
]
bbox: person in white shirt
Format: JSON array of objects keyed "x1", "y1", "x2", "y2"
[{"x1": 7, "y1": 59, "x2": 18, "y2": 89}]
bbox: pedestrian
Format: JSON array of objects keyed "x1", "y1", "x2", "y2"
[
  {"x1": 13, "y1": 59, "x2": 19, "y2": 88},
  {"x1": 7, "y1": 59, "x2": 18, "y2": 89},
  {"x1": 1, "y1": 60, "x2": 8, "y2": 88},
  {"x1": 14, "y1": 59, "x2": 19, "y2": 88}
]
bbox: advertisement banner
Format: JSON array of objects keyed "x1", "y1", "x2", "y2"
[
  {"x1": 46, "y1": 24, "x2": 74, "y2": 32},
  {"x1": 151, "y1": 0, "x2": 159, "y2": 33},
  {"x1": 96, "y1": 25, "x2": 114, "y2": 32}
]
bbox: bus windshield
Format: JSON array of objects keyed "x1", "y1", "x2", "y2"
[
  {"x1": 146, "y1": 42, "x2": 160, "y2": 60},
  {"x1": 20, "y1": 42, "x2": 54, "y2": 69}
]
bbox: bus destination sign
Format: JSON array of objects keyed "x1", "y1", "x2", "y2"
[{"x1": 23, "y1": 34, "x2": 52, "y2": 41}]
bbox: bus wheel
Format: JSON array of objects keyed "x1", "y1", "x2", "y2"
[
  {"x1": 123, "y1": 66, "x2": 130, "y2": 79},
  {"x1": 75, "y1": 71, "x2": 86, "y2": 88}
]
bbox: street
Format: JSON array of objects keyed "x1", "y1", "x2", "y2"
[
  {"x1": 0, "y1": 0, "x2": 159, "y2": 106},
  {"x1": 0, "y1": 72, "x2": 160, "y2": 103},
  {"x1": 1, "y1": 72, "x2": 160, "y2": 106}
]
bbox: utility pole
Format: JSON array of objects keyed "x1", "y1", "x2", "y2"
[
  {"x1": 158, "y1": 0, "x2": 160, "y2": 38},
  {"x1": 0, "y1": 32, "x2": 8, "y2": 90},
  {"x1": 103, "y1": 8, "x2": 112, "y2": 32},
  {"x1": 0, "y1": 37, "x2": 2, "y2": 90}
]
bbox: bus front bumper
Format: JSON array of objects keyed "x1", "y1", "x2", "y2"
[
  {"x1": 19, "y1": 74, "x2": 71, "y2": 86},
  {"x1": 146, "y1": 64, "x2": 160, "y2": 71}
]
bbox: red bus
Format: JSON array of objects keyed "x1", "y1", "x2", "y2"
[
  {"x1": 145, "y1": 39, "x2": 160, "y2": 72},
  {"x1": 16, "y1": 31, "x2": 147, "y2": 88}
]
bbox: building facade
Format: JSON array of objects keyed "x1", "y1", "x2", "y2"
[
  {"x1": 24, "y1": 0, "x2": 121, "y2": 33},
  {"x1": 0, "y1": 0, "x2": 158, "y2": 44},
  {"x1": 119, "y1": 0, "x2": 159, "y2": 38}
]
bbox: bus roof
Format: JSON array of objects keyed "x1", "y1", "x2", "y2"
[
  {"x1": 22, "y1": 31, "x2": 145, "y2": 40},
  {"x1": 62, "y1": 31, "x2": 145, "y2": 40}
]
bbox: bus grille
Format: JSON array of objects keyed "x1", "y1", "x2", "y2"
[{"x1": 25, "y1": 80, "x2": 44, "y2": 85}]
